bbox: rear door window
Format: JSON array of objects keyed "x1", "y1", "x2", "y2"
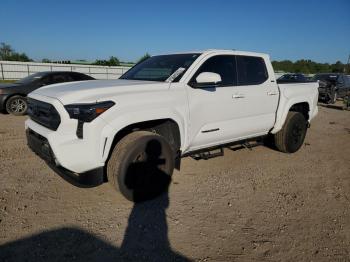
[
  {"x1": 51, "y1": 74, "x2": 68, "y2": 84},
  {"x1": 236, "y1": 56, "x2": 268, "y2": 85}
]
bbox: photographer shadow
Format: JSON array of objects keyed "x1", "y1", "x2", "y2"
[{"x1": 0, "y1": 140, "x2": 190, "y2": 262}]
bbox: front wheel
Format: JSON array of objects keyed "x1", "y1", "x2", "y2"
[
  {"x1": 274, "y1": 112, "x2": 307, "y2": 153},
  {"x1": 6, "y1": 95, "x2": 28, "y2": 116},
  {"x1": 107, "y1": 131, "x2": 175, "y2": 202}
]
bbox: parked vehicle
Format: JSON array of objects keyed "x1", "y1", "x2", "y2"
[
  {"x1": 25, "y1": 50, "x2": 319, "y2": 202},
  {"x1": 0, "y1": 71, "x2": 95, "y2": 115},
  {"x1": 312, "y1": 73, "x2": 350, "y2": 104},
  {"x1": 277, "y1": 73, "x2": 312, "y2": 83}
]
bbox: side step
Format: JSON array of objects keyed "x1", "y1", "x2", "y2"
[
  {"x1": 191, "y1": 148, "x2": 224, "y2": 160},
  {"x1": 189, "y1": 138, "x2": 265, "y2": 160},
  {"x1": 229, "y1": 140, "x2": 264, "y2": 151}
]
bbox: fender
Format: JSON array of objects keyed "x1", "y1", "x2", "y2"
[
  {"x1": 100, "y1": 107, "x2": 187, "y2": 162},
  {"x1": 271, "y1": 96, "x2": 312, "y2": 134}
]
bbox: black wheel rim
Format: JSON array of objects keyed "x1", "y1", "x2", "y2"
[
  {"x1": 291, "y1": 122, "x2": 305, "y2": 145},
  {"x1": 10, "y1": 98, "x2": 27, "y2": 113},
  {"x1": 121, "y1": 139, "x2": 172, "y2": 202}
]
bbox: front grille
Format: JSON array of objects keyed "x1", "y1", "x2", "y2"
[{"x1": 27, "y1": 98, "x2": 61, "y2": 131}]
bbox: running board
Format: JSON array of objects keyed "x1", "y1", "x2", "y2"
[
  {"x1": 191, "y1": 148, "x2": 224, "y2": 160},
  {"x1": 188, "y1": 138, "x2": 265, "y2": 160}
]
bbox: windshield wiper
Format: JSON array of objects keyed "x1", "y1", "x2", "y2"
[{"x1": 165, "y1": 67, "x2": 186, "y2": 83}]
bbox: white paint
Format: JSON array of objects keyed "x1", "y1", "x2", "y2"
[{"x1": 25, "y1": 49, "x2": 319, "y2": 174}]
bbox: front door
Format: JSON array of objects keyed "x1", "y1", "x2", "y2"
[{"x1": 186, "y1": 54, "x2": 279, "y2": 151}]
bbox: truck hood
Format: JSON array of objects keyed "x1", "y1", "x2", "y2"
[{"x1": 30, "y1": 79, "x2": 169, "y2": 104}]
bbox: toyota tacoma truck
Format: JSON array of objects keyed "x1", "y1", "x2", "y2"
[{"x1": 25, "y1": 50, "x2": 319, "y2": 202}]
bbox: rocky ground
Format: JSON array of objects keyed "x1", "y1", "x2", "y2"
[{"x1": 0, "y1": 102, "x2": 349, "y2": 262}]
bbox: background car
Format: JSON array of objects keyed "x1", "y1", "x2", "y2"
[
  {"x1": 0, "y1": 71, "x2": 95, "y2": 115},
  {"x1": 277, "y1": 73, "x2": 311, "y2": 83},
  {"x1": 313, "y1": 73, "x2": 350, "y2": 104}
]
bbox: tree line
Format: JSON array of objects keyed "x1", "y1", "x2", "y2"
[
  {"x1": 272, "y1": 59, "x2": 350, "y2": 74},
  {"x1": 1, "y1": 42, "x2": 349, "y2": 73}
]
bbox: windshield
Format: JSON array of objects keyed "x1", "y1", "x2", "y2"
[
  {"x1": 120, "y1": 53, "x2": 201, "y2": 82},
  {"x1": 312, "y1": 74, "x2": 339, "y2": 81},
  {"x1": 16, "y1": 72, "x2": 46, "y2": 84}
]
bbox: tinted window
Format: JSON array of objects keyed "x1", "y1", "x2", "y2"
[
  {"x1": 313, "y1": 74, "x2": 339, "y2": 81},
  {"x1": 236, "y1": 56, "x2": 268, "y2": 85},
  {"x1": 337, "y1": 75, "x2": 345, "y2": 84},
  {"x1": 191, "y1": 55, "x2": 236, "y2": 86},
  {"x1": 70, "y1": 72, "x2": 94, "y2": 81},
  {"x1": 40, "y1": 73, "x2": 68, "y2": 85},
  {"x1": 120, "y1": 54, "x2": 200, "y2": 82},
  {"x1": 345, "y1": 76, "x2": 350, "y2": 86},
  {"x1": 15, "y1": 72, "x2": 46, "y2": 84}
]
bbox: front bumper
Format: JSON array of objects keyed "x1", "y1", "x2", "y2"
[
  {"x1": 25, "y1": 93, "x2": 115, "y2": 177},
  {"x1": 26, "y1": 128, "x2": 105, "y2": 186}
]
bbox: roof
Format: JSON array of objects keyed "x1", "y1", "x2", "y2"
[{"x1": 155, "y1": 49, "x2": 269, "y2": 58}]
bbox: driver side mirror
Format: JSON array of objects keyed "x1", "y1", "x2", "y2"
[{"x1": 190, "y1": 72, "x2": 222, "y2": 88}]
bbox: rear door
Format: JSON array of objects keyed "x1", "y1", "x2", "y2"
[{"x1": 232, "y1": 55, "x2": 279, "y2": 136}]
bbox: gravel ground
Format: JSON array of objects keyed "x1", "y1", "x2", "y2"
[{"x1": 0, "y1": 102, "x2": 349, "y2": 262}]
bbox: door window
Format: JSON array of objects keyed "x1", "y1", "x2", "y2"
[
  {"x1": 236, "y1": 56, "x2": 268, "y2": 85},
  {"x1": 51, "y1": 74, "x2": 68, "y2": 84},
  {"x1": 190, "y1": 55, "x2": 236, "y2": 87}
]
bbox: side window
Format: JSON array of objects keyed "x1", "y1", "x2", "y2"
[
  {"x1": 236, "y1": 56, "x2": 268, "y2": 85},
  {"x1": 337, "y1": 75, "x2": 344, "y2": 85},
  {"x1": 70, "y1": 73, "x2": 85, "y2": 81},
  {"x1": 64, "y1": 73, "x2": 75, "y2": 82},
  {"x1": 191, "y1": 55, "x2": 236, "y2": 86},
  {"x1": 40, "y1": 75, "x2": 52, "y2": 86},
  {"x1": 346, "y1": 76, "x2": 350, "y2": 87},
  {"x1": 51, "y1": 74, "x2": 68, "y2": 84}
]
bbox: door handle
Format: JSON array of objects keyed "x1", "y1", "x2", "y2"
[
  {"x1": 232, "y1": 94, "x2": 245, "y2": 99},
  {"x1": 267, "y1": 91, "x2": 278, "y2": 96}
]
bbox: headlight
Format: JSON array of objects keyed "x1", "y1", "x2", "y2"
[{"x1": 65, "y1": 101, "x2": 115, "y2": 122}]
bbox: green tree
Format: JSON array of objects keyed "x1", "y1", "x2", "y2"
[
  {"x1": 42, "y1": 58, "x2": 52, "y2": 63},
  {"x1": 108, "y1": 56, "x2": 120, "y2": 66},
  {"x1": 0, "y1": 42, "x2": 13, "y2": 59},
  {"x1": 94, "y1": 56, "x2": 120, "y2": 66},
  {"x1": 137, "y1": 53, "x2": 151, "y2": 63},
  {"x1": 0, "y1": 42, "x2": 32, "y2": 61}
]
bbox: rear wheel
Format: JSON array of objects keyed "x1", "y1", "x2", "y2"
[
  {"x1": 274, "y1": 112, "x2": 307, "y2": 153},
  {"x1": 6, "y1": 95, "x2": 28, "y2": 116},
  {"x1": 107, "y1": 131, "x2": 175, "y2": 202}
]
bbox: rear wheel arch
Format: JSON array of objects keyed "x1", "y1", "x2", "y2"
[{"x1": 289, "y1": 102, "x2": 310, "y2": 121}]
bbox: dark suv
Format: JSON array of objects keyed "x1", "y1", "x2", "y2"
[
  {"x1": 313, "y1": 73, "x2": 350, "y2": 104},
  {"x1": 0, "y1": 71, "x2": 95, "y2": 115}
]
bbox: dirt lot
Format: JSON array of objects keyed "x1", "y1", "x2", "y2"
[{"x1": 0, "y1": 103, "x2": 349, "y2": 262}]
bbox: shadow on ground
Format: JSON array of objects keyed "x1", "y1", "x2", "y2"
[
  {"x1": 0, "y1": 139, "x2": 191, "y2": 262},
  {"x1": 0, "y1": 194, "x2": 190, "y2": 262}
]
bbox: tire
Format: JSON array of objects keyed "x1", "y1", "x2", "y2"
[
  {"x1": 6, "y1": 95, "x2": 28, "y2": 116},
  {"x1": 274, "y1": 112, "x2": 307, "y2": 153},
  {"x1": 107, "y1": 131, "x2": 175, "y2": 202}
]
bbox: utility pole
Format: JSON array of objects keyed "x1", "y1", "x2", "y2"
[{"x1": 347, "y1": 54, "x2": 350, "y2": 74}]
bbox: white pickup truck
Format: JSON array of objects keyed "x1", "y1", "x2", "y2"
[{"x1": 25, "y1": 50, "x2": 318, "y2": 202}]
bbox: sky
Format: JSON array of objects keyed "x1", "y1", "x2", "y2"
[{"x1": 1, "y1": 0, "x2": 349, "y2": 63}]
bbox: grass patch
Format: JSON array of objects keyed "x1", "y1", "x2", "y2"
[{"x1": 0, "y1": 80, "x2": 16, "y2": 83}]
